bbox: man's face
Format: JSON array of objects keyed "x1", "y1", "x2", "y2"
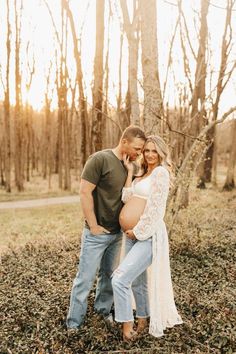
[{"x1": 122, "y1": 137, "x2": 145, "y2": 161}]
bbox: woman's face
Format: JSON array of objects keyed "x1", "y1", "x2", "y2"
[{"x1": 143, "y1": 141, "x2": 160, "y2": 167}]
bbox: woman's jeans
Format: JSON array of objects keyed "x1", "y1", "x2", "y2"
[
  {"x1": 112, "y1": 237, "x2": 152, "y2": 322},
  {"x1": 66, "y1": 228, "x2": 122, "y2": 328}
]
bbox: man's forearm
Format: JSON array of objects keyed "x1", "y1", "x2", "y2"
[{"x1": 80, "y1": 192, "x2": 98, "y2": 228}]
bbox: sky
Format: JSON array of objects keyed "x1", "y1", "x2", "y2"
[{"x1": 0, "y1": 0, "x2": 235, "y2": 116}]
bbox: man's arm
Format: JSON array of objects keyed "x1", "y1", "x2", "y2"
[{"x1": 80, "y1": 179, "x2": 110, "y2": 235}]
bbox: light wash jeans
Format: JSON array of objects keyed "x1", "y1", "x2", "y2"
[
  {"x1": 66, "y1": 227, "x2": 122, "y2": 328},
  {"x1": 112, "y1": 237, "x2": 152, "y2": 322}
]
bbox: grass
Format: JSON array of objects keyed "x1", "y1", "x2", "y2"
[
  {"x1": 0, "y1": 173, "x2": 80, "y2": 202},
  {"x1": 169, "y1": 186, "x2": 236, "y2": 251},
  {"x1": 0, "y1": 186, "x2": 235, "y2": 353},
  {"x1": 0, "y1": 203, "x2": 83, "y2": 256},
  {"x1": 0, "y1": 164, "x2": 235, "y2": 353}
]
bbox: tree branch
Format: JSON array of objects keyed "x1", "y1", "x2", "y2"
[{"x1": 169, "y1": 105, "x2": 236, "y2": 199}]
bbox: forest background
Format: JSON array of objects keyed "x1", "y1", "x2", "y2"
[{"x1": 0, "y1": 0, "x2": 235, "y2": 353}]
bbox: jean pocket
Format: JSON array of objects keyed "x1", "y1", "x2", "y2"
[{"x1": 84, "y1": 230, "x2": 110, "y2": 243}]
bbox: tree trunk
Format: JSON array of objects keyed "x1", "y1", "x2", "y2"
[
  {"x1": 43, "y1": 95, "x2": 51, "y2": 180},
  {"x1": 192, "y1": 0, "x2": 209, "y2": 189},
  {"x1": 4, "y1": 0, "x2": 11, "y2": 192},
  {"x1": 139, "y1": 0, "x2": 163, "y2": 134},
  {"x1": 62, "y1": 0, "x2": 88, "y2": 167},
  {"x1": 63, "y1": 101, "x2": 71, "y2": 190},
  {"x1": 103, "y1": 1, "x2": 112, "y2": 148},
  {"x1": 120, "y1": 0, "x2": 140, "y2": 125},
  {"x1": 211, "y1": 132, "x2": 218, "y2": 186},
  {"x1": 202, "y1": 0, "x2": 235, "y2": 184},
  {"x1": 178, "y1": 0, "x2": 209, "y2": 205},
  {"x1": 0, "y1": 145, "x2": 6, "y2": 187},
  {"x1": 57, "y1": 101, "x2": 63, "y2": 189},
  {"x1": 223, "y1": 120, "x2": 236, "y2": 190},
  {"x1": 25, "y1": 104, "x2": 32, "y2": 182},
  {"x1": 91, "y1": 0, "x2": 105, "y2": 152},
  {"x1": 62, "y1": 10, "x2": 71, "y2": 190},
  {"x1": 14, "y1": 0, "x2": 24, "y2": 191}
]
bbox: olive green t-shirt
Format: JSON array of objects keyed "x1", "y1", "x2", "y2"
[{"x1": 81, "y1": 149, "x2": 128, "y2": 234}]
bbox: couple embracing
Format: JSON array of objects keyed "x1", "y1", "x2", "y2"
[{"x1": 66, "y1": 125, "x2": 182, "y2": 341}]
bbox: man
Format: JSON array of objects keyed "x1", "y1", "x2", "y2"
[{"x1": 66, "y1": 125, "x2": 146, "y2": 330}]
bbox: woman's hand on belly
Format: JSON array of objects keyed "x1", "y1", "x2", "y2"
[{"x1": 125, "y1": 229, "x2": 136, "y2": 240}]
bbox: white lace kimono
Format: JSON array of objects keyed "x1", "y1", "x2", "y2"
[{"x1": 122, "y1": 166, "x2": 183, "y2": 337}]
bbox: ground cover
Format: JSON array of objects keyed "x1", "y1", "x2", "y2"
[
  {"x1": 0, "y1": 187, "x2": 235, "y2": 353},
  {"x1": 0, "y1": 173, "x2": 80, "y2": 202},
  {"x1": 0, "y1": 203, "x2": 82, "y2": 256}
]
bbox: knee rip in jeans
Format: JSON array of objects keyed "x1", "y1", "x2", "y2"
[{"x1": 112, "y1": 261, "x2": 134, "y2": 278}]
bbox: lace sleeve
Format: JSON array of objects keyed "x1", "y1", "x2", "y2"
[
  {"x1": 133, "y1": 166, "x2": 169, "y2": 241},
  {"x1": 121, "y1": 186, "x2": 134, "y2": 203}
]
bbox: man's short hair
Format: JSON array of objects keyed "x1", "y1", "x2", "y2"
[{"x1": 121, "y1": 125, "x2": 146, "y2": 142}]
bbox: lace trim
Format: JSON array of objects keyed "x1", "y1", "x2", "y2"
[
  {"x1": 133, "y1": 166, "x2": 169, "y2": 241},
  {"x1": 121, "y1": 186, "x2": 133, "y2": 203},
  {"x1": 149, "y1": 315, "x2": 183, "y2": 337}
]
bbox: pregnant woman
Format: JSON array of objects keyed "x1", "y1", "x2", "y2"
[{"x1": 112, "y1": 135, "x2": 182, "y2": 341}]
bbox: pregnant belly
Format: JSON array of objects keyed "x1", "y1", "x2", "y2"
[{"x1": 119, "y1": 196, "x2": 146, "y2": 231}]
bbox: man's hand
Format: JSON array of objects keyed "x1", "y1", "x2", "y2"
[
  {"x1": 90, "y1": 225, "x2": 110, "y2": 236},
  {"x1": 125, "y1": 229, "x2": 136, "y2": 240}
]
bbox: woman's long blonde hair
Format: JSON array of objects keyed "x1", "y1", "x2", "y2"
[{"x1": 141, "y1": 135, "x2": 172, "y2": 175}]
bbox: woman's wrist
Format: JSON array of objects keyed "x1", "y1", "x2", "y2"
[
  {"x1": 127, "y1": 170, "x2": 133, "y2": 176},
  {"x1": 125, "y1": 176, "x2": 133, "y2": 187}
]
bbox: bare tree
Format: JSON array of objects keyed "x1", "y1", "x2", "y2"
[
  {"x1": 0, "y1": 136, "x2": 5, "y2": 187},
  {"x1": 14, "y1": 0, "x2": 24, "y2": 191},
  {"x1": 42, "y1": 64, "x2": 53, "y2": 184},
  {"x1": 120, "y1": 0, "x2": 140, "y2": 124},
  {"x1": 62, "y1": 14, "x2": 71, "y2": 190},
  {"x1": 45, "y1": 0, "x2": 75, "y2": 189},
  {"x1": 139, "y1": 0, "x2": 163, "y2": 134},
  {"x1": 205, "y1": 0, "x2": 236, "y2": 184},
  {"x1": 169, "y1": 106, "x2": 236, "y2": 230},
  {"x1": 55, "y1": 6, "x2": 71, "y2": 190},
  {"x1": 176, "y1": 0, "x2": 209, "y2": 206},
  {"x1": 191, "y1": 0, "x2": 209, "y2": 144},
  {"x1": 91, "y1": 0, "x2": 105, "y2": 152},
  {"x1": 223, "y1": 119, "x2": 236, "y2": 190},
  {"x1": 179, "y1": 0, "x2": 209, "y2": 205},
  {"x1": 25, "y1": 42, "x2": 35, "y2": 182},
  {"x1": 62, "y1": 0, "x2": 89, "y2": 167},
  {"x1": 103, "y1": 0, "x2": 112, "y2": 147},
  {"x1": 117, "y1": 32, "x2": 124, "y2": 116},
  {"x1": 3, "y1": 0, "x2": 11, "y2": 192}
]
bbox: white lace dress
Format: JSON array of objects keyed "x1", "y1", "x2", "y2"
[{"x1": 122, "y1": 165, "x2": 183, "y2": 337}]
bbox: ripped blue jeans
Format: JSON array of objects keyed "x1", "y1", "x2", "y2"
[
  {"x1": 112, "y1": 236, "x2": 152, "y2": 322},
  {"x1": 67, "y1": 228, "x2": 122, "y2": 328}
]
